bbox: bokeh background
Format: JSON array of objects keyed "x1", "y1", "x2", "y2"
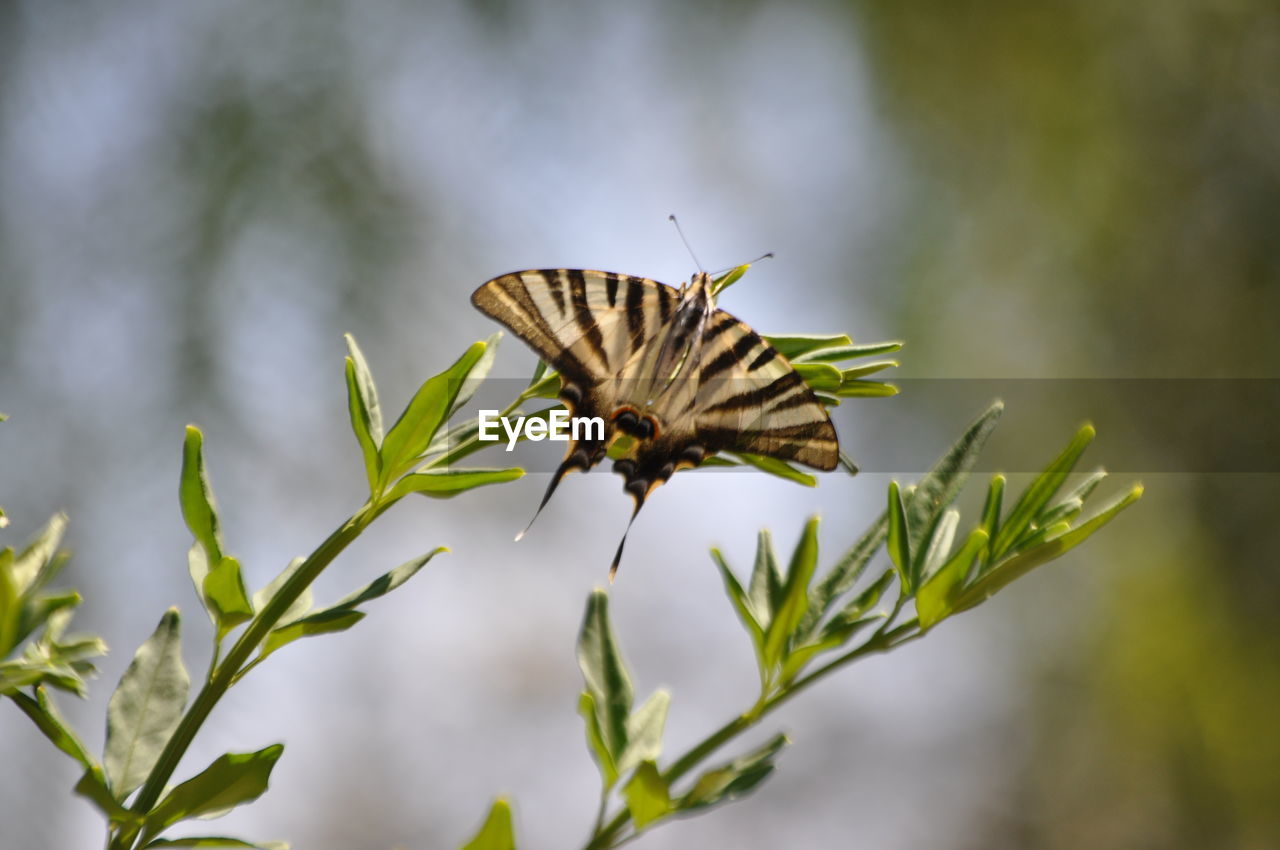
[{"x1": 2, "y1": 2, "x2": 1278, "y2": 849}]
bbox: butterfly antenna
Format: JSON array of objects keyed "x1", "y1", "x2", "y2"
[
  {"x1": 708, "y1": 252, "x2": 775, "y2": 277},
  {"x1": 514, "y1": 458, "x2": 577, "y2": 541},
  {"x1": 668, "y1": 214, "x2": 704, "y2": 273}
]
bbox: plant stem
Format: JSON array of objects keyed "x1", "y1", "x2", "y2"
[
  {"x1": 581, "y1": 619, "x2": 923, "y2": 850},
  {"x1": 112, "y1": 498, "x2": 392, "y2": 849}
]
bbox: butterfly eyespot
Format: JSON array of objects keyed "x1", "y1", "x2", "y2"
[
  {"x1": 678, "y1": 445, "x2": 705, "y2": 465},
  {"x1": 635, "y1": 417, "x2": 658, "y2": 440},
  {"x1": 613, "y1": 409, "x2": 640, "y2": 433},
  {"x1": 561, "y1": 382, "x2": 583, "y2": 407}
]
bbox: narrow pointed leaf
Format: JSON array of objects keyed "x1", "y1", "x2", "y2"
[
  {"x1": 762, "y1": 334, "x2": 852, "y2": 360},
  {"x1": 905, "y1": 402, "x2": 1002, "y2": 555},
  {"x1": 143, "y1": 838, "x2": 288, "y2": 849},
  {"x1": 75, "y1": 766, "x2": 139, "y2": 825},
  {"x1": 300, "y1": 547, "x2": 447, "y2": 623},
  {"x1": 977, "y1": 475, "x2": 1005, "y2": 567},
  {"x1": 258, "y1": 609, "x2": 365, "y2": 660},
  {"x1": 839, "y1": 359, "x2": 900, "y2": 379},
  {"x1": 380, "y1": 341, "x2": 487, "y2": 486},
  {"x1": 180, "y1": 427, "x2": 224, "y2": 563},
  {"x1": 449, "y1": 331, "x2": 502, "y2": 418},
  {"x1": 142, "y1": 745, "x2": 284, "y2": 839},
  {"x1": 835, "y1": 380, "x2": 898, "y2": 398},
  {"x1": 917, "y1": 510, "x2": 960, "y2": 584},
  {"x1": 793, "y1": 362, "x2": 843, "y2": 392},
  {"x1": 732, "y1": 452, "x2": 817, "y2": 487},
  {"x1": 105, "y1": 609, "x2": 190, "y2": 799},
  {"x1": 387, "y1": 468, "x2": 524, "y2": 502},
  {"x1": 679, "y1": 734, "x2": 788, "y2": 812},
  {"x1": 578, "y1": 691, "x2": 618, "y2": 788},
  {"x1": 251, "y1": 558, "x2": 312, "y2": 627},
  {"x1": 710, "y1": 549, "x2": 764, "y2": 657},
  {"x1": 11, "y1": 512, "x2": 67, "y2": 595},
  {"x1": 800, "y1": 512, "x2": 888, "y2": 640},
  {"x1": 710, "y1": 263, "x2": 751, "y2": 296},
  {"x1": 991, "y1": 424, "x2": 1095, "y2": 559},
  {"x1": 624, "y1": 761, "x2": 672, "y2": 830},
  {"x1": 10, "y1": 688, "x2": 97, "y2": 770},
  {"x1": 917, "y1": 528, "x2": 989, "y2": 629},
  {"x1": 956, "y1": 485, "x2": 1142, "y2": 613},
  {"x1": 344, "y1": 354, "x2": 381, "y2": 493},
  {"x1": 576, "y1": 590, "x2": 633, "y2": 765},
  {"x1": 763, "y1": 517, "x2": 820, "y2": 673},
  {"x1": 793, "y1": 341, "x2": 903, "y2": 363},
  {"x1": 619, "y1": 689, "x2": 670, "y2": 776},
  {"x1": 460, "y1": 798, "x2": 515, "y2": 850},
  {"x1": 746, "y1": 530, "x2": 782, "y2": 627},
  {"x1": 886, "y1": 482, "x2": 911, "y2": 593}
]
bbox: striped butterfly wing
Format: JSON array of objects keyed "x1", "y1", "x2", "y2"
[
  {"x1": 692, "y1": 309, "x2": 839, "y2": 470},
  {"x1": 471, "y1": 269, "x2": 678, "y2": 392},
  {"x1": 471, "y1": 269, "x2": 680, "y2": 535}
]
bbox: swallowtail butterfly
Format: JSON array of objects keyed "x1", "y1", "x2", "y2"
[{"x1": 472, "y1": 268, "x2": 838, "y2": 577}]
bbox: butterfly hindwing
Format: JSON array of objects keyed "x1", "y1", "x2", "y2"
[{"x1": 692, "y1": 310, "x2": 839, "y2": 471}]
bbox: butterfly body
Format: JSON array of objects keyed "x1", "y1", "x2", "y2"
[{"x1": 472, "y1": 267, "x2": 837, "y2": 575}]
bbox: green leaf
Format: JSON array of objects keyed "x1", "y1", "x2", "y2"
[
  {"x1": 799, "y1": 513, "x2": 889, "y2": 641},
  {"x1": 678, "y1": 733, "x2": 788, "y2": 813},
  {"x1": 449, "y1": 331, "x2": 502, "y2": 417},
  {"x1": 916, "y1": 509, "x2": 960, "y2": 585},
  {"x1": 990, "y1": 423, "x2": 1095, "y2": 560},
  {"x1": 762, "y1": 517, "x2": 820, "y2": 675},
  {"x1": 251, "y1": 558, "x2": 312, "y2": 627},
  {"x1": 578, "y1": 691, "x2": 618, "y2": 788},
  {"x1": 11, "y1": 512, "x2": 68, "y2": 596},
  {"x1": 978, "y1": 475, "x2": 1005, "y2": 563},
  {"x1": 792, "y1": 340, "x2": 903, "y2": 363},
  {"x1": 75, "y1": 766, "x2": 139, "y2": 826},
  {"x1": 762, "y1": 334, "x2": 852, "y2": 360},
  {"x1": 746, "y1": 530, "x2": 783, "y2": 628},
  {"x1": 0, "y1": 549, "x2": 16, "y2": 657},
  {"x1": 886, "y1": 482, "x2": 911, "y2": 593},
  {"x1": 180, "y1": 426, "x2": 225, "y2": 564},
  {"x1": 105, "y1": 609, "x2": 190, "y2": 799},
  {"x1": 623, "y1": 761, "x2": 672, "y2": 830},
  {"x1": 834, "y1": 380, "x2": 898, "y2": 398},
  {"x1": 781, "y1": 614, "x2": 881, "y2": 683},
  {"x1": 619, "y1": 689, "x2": 670, "y2": 777},
  {"x1": 380, "y1": 341, "x2": 487, "y2": 487},
  {"x1": 300, "y1": 547, "x2": 447, "y2": 623},
  {"x1": 793, "y1": 362, "x2": 843, "y2": 392},
  {"x1": 257, "y1": 609, "x2": 365, "y2": 660},
  {"x1": 710, "y1": 549, "x2": 764, "y2": 660},
  {"x1": 344, "y1": 335, "x2": 383, "y2": 493},
  {"x1": 576, "y1": 590, "x2": 633, "y2": 770},
  {"x1": 838, "y1": 360, "x2": 900, "y2": 379},
  {"x1": 710, "y1": 263, "x2": 752, "y2": 296},
  {"x1": 460, "y1": 798, "x2": 515, "y2": 850},
  {"x1": 916, "y1": 527, "x2": 989, "y2": 629},
  {"x1": 203, "y1": 557, "x2": 253, "y2": 640},
  {"x1": 143, "y1": 838, "x2": 288, "y2": 849},
  {"x1": 905, "y1": 402, "x2": 1003, "y2": 556},
  {"x1": 956, "y1": 484, "x2": 1143, "y2": 613},
  {"x1": 9, "y1": 687, "x2": 97, "y2": 770},
  {"x1": 142, "y1": 745, "x2": 284, "y2": 840},
  {"x1": 731, "y1": 453, "x2": 817, "y2": 487},
  {"x1": 386, "y1": 467, "x2": 524, "y2": 502}
]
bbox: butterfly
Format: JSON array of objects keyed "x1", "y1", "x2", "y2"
[{"x1": 471, "y1": 268, "x2": 839, "y2": 577}]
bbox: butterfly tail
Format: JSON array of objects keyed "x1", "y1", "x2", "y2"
[{"x1": 515, "y1": 446, "x2": 592, "y2": 541}]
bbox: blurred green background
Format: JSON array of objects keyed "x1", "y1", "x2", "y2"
[{"x1": 1, "y1": 2, "x2": 1276, "y2": 849}]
